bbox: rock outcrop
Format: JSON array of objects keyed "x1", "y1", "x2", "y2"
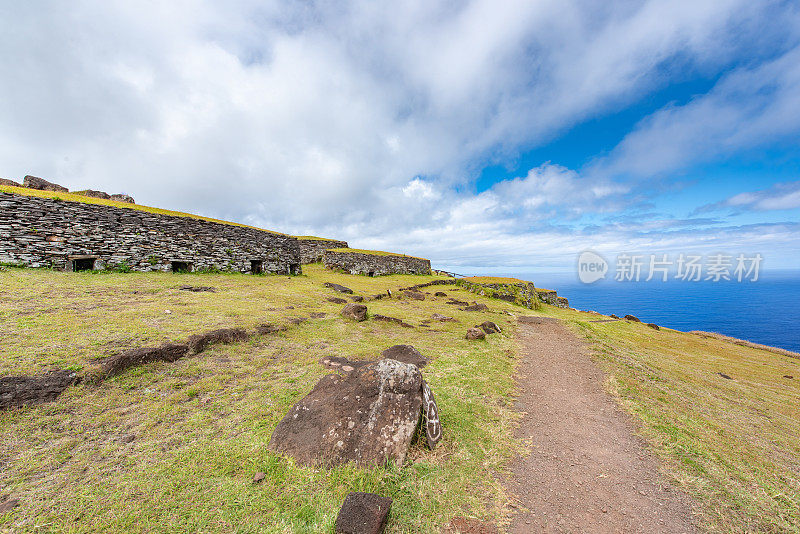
[
  {"x1": 268, "y1": 359, "x2": 424, "y2": 466},
  {"x1": 110, "y1": 194, "x2": 135, "y2": 204},
  {"x1": 380, "y1": 345, "x2": 428, "y2": 367},
  {"x1": 0, "y1": 178, "x2": 20, "y2": 187},
  {"x1": 23, "y1": 175, "x2": 68, "y2": 192}
]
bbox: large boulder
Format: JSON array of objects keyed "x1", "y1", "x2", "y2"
[
  {"x1": 23, "y1": 175, "x2": 68, "y2": 192},
  {"x1": 477, "y1": 321, "x2": 501, "y2": 334},
  {"x1": 341, "y1": 303, "x2": 368, "y2": 321},
  {"x1": 268, "y1": 359, "x2": 424, "y2": 466}
]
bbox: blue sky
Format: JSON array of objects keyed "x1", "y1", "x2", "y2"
[{"x1": 1, "y1": 1, "x2": 799, "y2": 273}]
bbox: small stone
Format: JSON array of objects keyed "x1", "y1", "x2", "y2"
[
  {"x1": 646, "y1": 323, "x2": 660, "y2": 330},
  {"x1": 466, "y1": 327, "x2": 486, "y2": 340},
  {"x1": 350, "y1": 295, "x2": 364, "y2": 302},
  {"x1": 476, "y1": 321, "x2": 501, "y2": 334},
  {"x1": 334, "y1": 492, "x2": 391, "y2": 534},
  {"x1": 120, "y1": 434, "x2": 135, "y2": 444},
  {"x1": 624, "y1": 314, "x2": 641, "y2": 322},
  {"x1": 325, "y1": 282, "x2": 354, "y2": 294},
  {"x1": 0, "y1": 498, "x2": 19, "y2": 513},
  {"x1": 341, "y1": 303, "x2": 368, "y2": 322},
  {"x1": 327, "y1": 297, "x2": 348, "y2": 304},
  {"x1": 252, "y1": 472, "x2": 265, "y2": 484},
  {"x1": 434, "y1": 291, "x2": 447, "y2": 297}
]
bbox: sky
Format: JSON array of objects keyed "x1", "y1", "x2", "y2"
[{"x1": 1, "y1": 1, "x2": 799, "y2": 274}]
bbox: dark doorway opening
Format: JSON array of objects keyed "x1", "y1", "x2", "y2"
[
  {"x1": 171, "y1": 261, "x2": 192, "y2": 273},
  {"x1": 368, "y1": 271, "x2": 375, "y2": 277},
  {"x1": 251, "y1": 260, "x2": 263, "y2": 274},
  {"x1": 72, "y1": 258, "x2": 96, "y2": 272},
  {"x1": 289, "y1": 263, "x2": 301, "y2": 275}
]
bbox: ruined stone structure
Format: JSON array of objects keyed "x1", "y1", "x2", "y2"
[
  {"x1": 295, "y1": 237, "x2": 348, "y2": 263},
  {"x1": 0, "y1": 189, "x2": 301, "y2": 274},
  {"x1": 457, "y1": 278, "x2": 569, "y2": 309},
  {"x1": 323, "y1": 248, "x2": 431, "y2": 276}
]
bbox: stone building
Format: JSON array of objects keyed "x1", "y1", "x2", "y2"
[
  {"x1": 295, "y1": 237, "x2": 349, "y2": 263},
  {"x1": 0, "y1": 187, "x2": 301, "y2": 274},
  {"x1": 323, "y1": 248, "x2": 431, "y2": 276}
]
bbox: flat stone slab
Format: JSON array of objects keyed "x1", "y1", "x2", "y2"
[
  {"x1": 268, "y1": 359, "x2": 423, "y2": 466},
  {"x1": 325, "y1": 282, "x2": 354, "y2": 294},
  {"x1": 334, "y1": 492, "x2": 391, "y2": 534}
]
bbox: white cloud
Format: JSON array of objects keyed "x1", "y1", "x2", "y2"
[
  {"x1": 700, "y1": 181, "x2": 800, "y2": 212},
  {"x1": 0, "y1": 0, "x2": 798, "y2": 271}
]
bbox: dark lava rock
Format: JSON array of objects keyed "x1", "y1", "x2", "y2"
[
  {"x1": 288, "y1": 317, "x2": 308, "y2": 325},
  {"x1": 334, "y1": 492, "x2": 391, "y2": 534},
  {"x1": 624, "y1": 314, "x2": 641, "y2": 322},
  {"x1": 402, "y1": 290, "x2": 425, "y2": 301},
  {"x1": 256, "y1": 323, "x2": 287, "y2": 335},
  {"x1": 610, "y1": 314, "x2": 620, "y2": 319},
  {"x1": 477, "y1": 321, "x2": 501, "y2": 334},
  {"x1": 319, "y1": 356, "x2": 370, "y2": 372},
  {"x1": 268, "y1": 359, "x2": 423, "y2": 466},
  {"x1": 102, "y1": 343, "x2": 189, "y2": 377},
  {"x1": 325, "y1": 282, "x2": 354, "y2": 294},
  {"x1": 179, "y1": 285, "x2": 216, "y2": 292},
  {"x1": 341, "y1": 303, "x2": 368, "y2": 322},
  {"x1": 372, "y1": 314, "x2": 414, "y2": 328},
  {"x1": 431, "y1": 313, "x2": 456, "y2": 322},
  {"x1": 188, "y1": 328, "x2": 249, "y2": 354},
  {"x1": 380, "y1": 345, "x2": 427, "y2": 368},
  {"x1": 0, "y1": 178, "x2": 21, "y2": 187},
  {"x1": 784, "y1": 375, "x2": 794, "y2": 379},
  {"x1": 327, "y1": 297, "x2": 348, "y2": 304},
  {"x1": 310, "y1": 312, "x2": 327, "y2": 319},
  {"x1": 496, "y1": 294, "x2": 516, "y2": 303},
  {"x1": 350, "y1": 295, "x2": 364, "y2": 302},
  {"x1": 466, "y1": 327, "x2": 486, "y2": 340},
  {"x1": 75, "y1": 189, "x2": 111, "y2": 200},
  {"x1": 447, "y1": 298, "x2": 469, "y2": 306},
  {"x1": 647, "y1": 323, "x2": 660, "y2": 330},
  {"x1": 23, "y1": 175, "x2": 68, "y2": 192},
  {"x1": 252, "y1": 472, "x2": 265, "y2": 484},
  {"x1": 434, "y1": 291, "x2": 447, "y2": 297},
  {"x1": 110, "y1": 194, "x2": 135, "y2": 204},
  {"x1": 717, "y1": 372, "x2": 733, "y2": 380},
  {"x1": 0, "y1": 370, "x2": 78, "y2": 410},
  {"x1": 462, "y1": 303, "x2": 489, "y2": 312}
]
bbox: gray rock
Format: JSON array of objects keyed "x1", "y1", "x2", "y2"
[
  {"x1": 75, "y1": 189, "x2": 111, "y2": 200},
  {"x1": 268, "y1": 359, "x2": 424, "y2": 466},
  {"x1": 325, "y1": 282, "x2": 354, "y2": 294},
  {"x1": 334, "y1": 492, "x2": 391, "y2": 534},
  {"x1": 431, "y1": 313, "x2": 456, "y2": 322},
  {"x1": 110, "y1": 194, "x2": 135, "y2": 204},
  {"x1": 23, "y1": 175, "x2": 68, "y2": 192}
]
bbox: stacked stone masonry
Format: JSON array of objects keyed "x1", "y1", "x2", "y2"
[
  {"x1": 323, "y1": 249, "x2": 431, "y2": 276},
  {"x1": 296, "y1": 238, "x2": 348, "y2": 264},
  {"x1": 0, "y1": 192, "x2": 302, "y2": 274}
]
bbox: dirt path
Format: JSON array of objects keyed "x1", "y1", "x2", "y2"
[{"x1": 506, "y1": 317, "x2": 698, "y2": 533}]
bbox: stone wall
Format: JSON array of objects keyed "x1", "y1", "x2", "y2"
[
  {"x1": 453, "y1": 280, "x2": 569, "y2": 309},
  {"x1": 323, "y1": 249, "x2": 431, "y2": 276},
  {"x1": 0, "y1": 191, "x2": 301, "y2": 274},
  {"x1": 296, "y1": 238, "x2": 348, "y2": 263}
]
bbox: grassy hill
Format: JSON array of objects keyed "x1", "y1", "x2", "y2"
[{"x1": 1, "y1": 264, "x2": 798, "y2": 532}]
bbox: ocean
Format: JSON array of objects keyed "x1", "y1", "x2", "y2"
[{"x1": 508, "y1": 269, "x2": 800, "y2": 353}]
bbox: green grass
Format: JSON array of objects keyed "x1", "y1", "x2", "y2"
[
  {"x1": 537, "y1": 306, "x2": 800, "y2": 532},
  {"x1": 0, "y1": 185, "x2": 285, "y2": 235},
  {"x1": 0, "y1": 265, "x2": 522, "y2": 532},
  {"x1": 325, "y1": 248, "x2": 427, "y2": 260}
]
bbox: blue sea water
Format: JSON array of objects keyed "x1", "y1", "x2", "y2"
[{"x1": 508, "y1": 270, "x2": 800, "y2": 353}]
